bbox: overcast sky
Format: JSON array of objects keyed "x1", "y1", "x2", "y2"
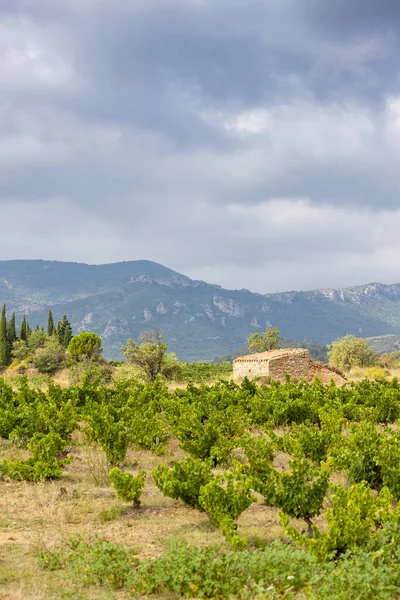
[{"x1": 1, "y1": 0, "x2": 400, "y2": 293}]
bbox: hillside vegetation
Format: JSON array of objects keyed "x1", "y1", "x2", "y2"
[{"x1": 3, "y1": 260, "x2": 400, "y2": 360}]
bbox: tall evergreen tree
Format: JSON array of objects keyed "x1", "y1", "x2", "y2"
[
  {"x1": 0, "y1": 304, "x2": 9, "y2": 367},
  {"x1": 58, "y1": 315, "x2": 73, "y2": 348},
  {"x1": 47, "y1": 309, "x2": 55, "y2": 336},
  {"x1": 26, "y1": 323, "x2": 32, "y2": 337},
  {"x1": 7, "y1": 313, "x2": 17, "y2": 346},
  {"x1": 20, "y1": 315, "x2": 28, "y2": 342}
]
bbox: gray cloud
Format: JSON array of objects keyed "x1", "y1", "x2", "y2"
[{"x1": 1, "y1": 0, "x2": 400, "y2": 293}]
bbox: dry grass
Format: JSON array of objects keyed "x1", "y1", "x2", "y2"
[{"x1": 0, "y1": 436, "x2": 289, "y2": 599}]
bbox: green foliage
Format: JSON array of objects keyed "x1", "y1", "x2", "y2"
[
  {"x1": 177, "y1": 361, "x2": 232, "y2": 383},
  {"x1": 19, "y1": 314, "x2": 28, "y2": 342},
  {"x1": 276, "y1": 409, "x2": 344, "y2": 463},
  {"x1": 328, "y1": 335, "x2": 378, "y2": 371},
  {"x1": 255, "y1": 455, "x2": 331, "y2": 533},
  {"x1": 108, "y1": 467, "x2": 146, "y2": 506},
  {"x1": 84, "y1": 400, "x2": 129, "y2": 465},
  {"x1": 153, "y1": 457, "x2": 213, "y2": 511},
  {"x1": 365, "y1": 365, "x2": 389, "y2": 379},
  {"x1": 68, "y1": 331, "x2": 102, "y2": 360},
  {"x1": 28, "y1": 328, "x2": 48, "y2": 349},
  {"x1": 47, "y1": 309, "x2": 55, "y2": 337},
  {"x1": 38, "y1": 535, "x2": 136, "y2": 589},
  {"x1": 283, "y1": 482, "x2": 394, "y2": 562},
  {"x1": 7, "y1": 312, "x2": 17, "y2": 346},
  {"x1": 57, "y1": 315, "x2": 73, "y2": 348},
  {"x1": 123, "y1": 379, "x2": 170, "y2": 453},
  {"x1": 33, "y1": 339, "x2": 65, "y2": 374},
  {"x1": 11, "y1": 339, "x2": 30, "y2": 361},
  {"x1": 121, "y1": 329, "x2": 180, "y2": 383},
  {"x1": 376, "y1": 432, "x2": 400, "y2": 499},
  {"x1": 0, "y1": 431, "x2": 70, "y2": 482},
  {"x1": 0, "y1": 456, "x2": 63, "y2": 481},
  {"x1": 334, "y1": 420, "x2": 383, "y2": 488},
  {"x1": 69, "y1": 357, "x2": 112, "y2": 385},
  {"x1": 198, "y1": 466, "x2": 256, "y2": 547},
  {"x1": 247, "y1": 326, "x2": 282, "y2": 354},
  {"x1": 0, "y1": 303, "x2": 9, "y2": 367},
  {"x1": 170, "y1": 383, "x2": 247, "y2": 465},
  {"x1": 38, "y1": 530, "x2": 400, "y2": 600}
]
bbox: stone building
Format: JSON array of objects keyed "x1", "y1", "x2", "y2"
[{"x1": 233, "y1": 348, "x2": 311, "y2": 383}]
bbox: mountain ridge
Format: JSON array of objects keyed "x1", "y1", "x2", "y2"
[{"x1": 1, "y1": 259, "x2": 400, "y2": 361}]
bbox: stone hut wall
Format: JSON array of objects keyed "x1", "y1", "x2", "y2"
[
  {"x1": 233, "y1": 357, "x2": 270, "y2": 381},
  {"x1": 267, "y1": 351, "x2": 311, "y2": 383},
  {"x1": 233, "y1": 348, "x2": 311, "y2": 383}
]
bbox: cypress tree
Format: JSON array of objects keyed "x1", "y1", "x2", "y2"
[
  {"x1": 47, "y1": 309, "x2": 55, "y2": 336},
  {"x1": 20, "y1": 315, "x2": 27, "y2": 342},
  {"x1": 0, "y1": 304, "x2": 9, "y2": 367},
  {"x1": 26, "y1": 323, "x2": 32, "y2": 337},
  {"x1": 7, "y1": 313, "x2": 17, "y2": 346},
  {"x1": 58, "y1": 315, "x2": 73, "y2": 348}
]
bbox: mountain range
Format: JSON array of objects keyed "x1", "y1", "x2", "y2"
[{"x1": 1, "y1": 259, "x2": 400, "y2": 361}]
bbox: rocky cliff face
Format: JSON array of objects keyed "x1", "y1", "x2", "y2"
[{"x1": 1, "y1": 260, "x2": 400, "y2": 361}]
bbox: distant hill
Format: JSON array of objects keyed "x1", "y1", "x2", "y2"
[
  {"x1": 1, "y1": 260, "x2": 400, "y2": 361},
  {"x1": 366, "y1": 334, "x2": 400, "y2": 355}
]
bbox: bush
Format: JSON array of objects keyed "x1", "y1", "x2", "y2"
[
  {"x1": 69, "y1": 358, "x2": 112, "y2": 385},
  {"x1": 108, "y1": 468, "x2": 146, "y2": 507},
  {"x1": 28, "y1": 329, "x2": 48, "y2": 349},
  {"x1": 282, "y1": 482, "x2": 393, "y2": 562},
  {"x1": 0, "y1": 431, "x2": 70, "y2": 482},
  {"x1": 11, "y1": 339, "x2": 31, "y2": 361},
  {"x1": 33, "y1": 340, "x2": 65, "y2": 374},
  {"x1": 153, "y1": 457, "x2": 213, "y2": 511},
  {"x1": 39, "y1": 535, "x2": 136, "y2": 589},
  {"x1": 68, "y1": 331, "x2": 102, "y2": 360},
  {"x1": 365, "y1": 366, "x2": 389, "y2": 380},
  {"x1": 327, "y1": 335, "x2": 378, "y2": 372}
]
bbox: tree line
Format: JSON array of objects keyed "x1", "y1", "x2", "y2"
[{"x1": 0, "y1": 304, "x2": 73, "y2": 368}]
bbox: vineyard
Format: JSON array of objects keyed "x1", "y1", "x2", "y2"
[{"x1": 2, "y1": 374, "x2": 400, "y2": 598}]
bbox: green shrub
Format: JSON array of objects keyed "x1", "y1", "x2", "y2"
[
  {"x1": 198, "y1": 466, "x2": 256, "y2": 547},
  {"x1": 38, "y1": 535, "x2": 137, "y2": 589},
  {"x1": 153, "y1": 457, "x2": 213, "y2": 511},
  {"x1": 68, "y1": 331, "x2": 102, "y2": 360},
  {"x1": 365, "y1": 366, "x2": 389, "y2": 380},
  {"x1": 33, "y1": 340, "x2": 65, "y2": 374},
  {"x1": 108, "y1": 468, "x2": 146, "y2": 507},
  {"x1": 282, "y1": 482, "x2": 393, "y2": 561},
  {"x1": 0, "y1": 431, "x2": 71, "y2": 482}
]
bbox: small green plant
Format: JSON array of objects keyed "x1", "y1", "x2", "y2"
[
  {"x1": 38, "y1": 535, "x2": 137, "y2": 589},
  {"x1": 100, "y1": 506, "x2": 122, "y2": 522},
  {"x1": 282, "y1": 482, "x2": 393, "y2": 561},
  {"x1": 365, "y1": 366, "x2": 389, "y2": 380},
  {"x1": 248, "y1": 449, "x2": 331, "y2": 536},
  {"x1": 108, "y1": 467, "x2": 146, "y2": 507},
  {"x1": 0, "y1": 431, "x2": 71, "y2": 482},
  {"x1": 153, "y1": 457, "x2": 213, "y2": 511},
  {"x1": 198, "y1": 466, "x2": 256, "y2": 547}
]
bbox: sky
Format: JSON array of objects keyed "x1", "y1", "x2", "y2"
[{"x1": 1, "y1": 0, "x2": 400, "y2": 294}]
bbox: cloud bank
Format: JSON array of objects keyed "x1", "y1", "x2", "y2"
[{"x1": 1, "y1": 0, "x2": 400, "y2": 292}]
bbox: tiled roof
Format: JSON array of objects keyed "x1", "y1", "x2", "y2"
[{"x1": 233, "y1": 348, "x2": 310, "y2": 363}]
